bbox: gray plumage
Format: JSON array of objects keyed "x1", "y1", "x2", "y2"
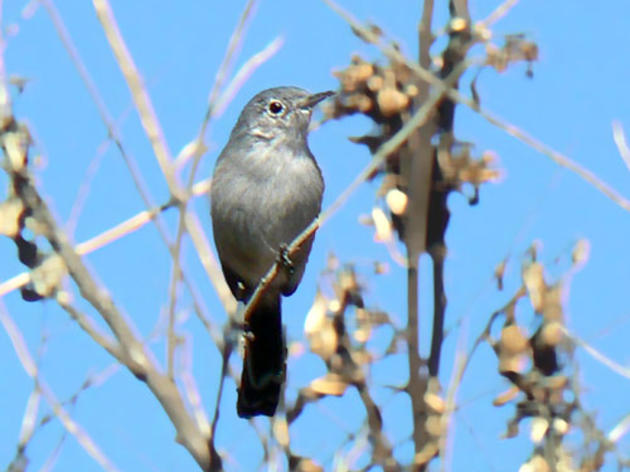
[{"x1": 210, "y1": 86, "x2": 331, "y2": 417}]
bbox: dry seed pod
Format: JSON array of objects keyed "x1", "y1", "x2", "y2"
[
  {"x1": 290, "y1": 458, "x2": 323, "y2": 472},
  {"x1": 450, "y1": 17, "x2": 468, "y2": 32},
  {"x1": 386, "y1": 188, "x2": 408, "y2": 215},
  {"x1": 492, "y1": 386, "x2": 519, "y2": 406},
  {"x1": 530, "y1": 417, "x2": 549, "y2": 444},
  {"x1": 336, "y1": 63, "x2": 374, "y2": 92},
  {"x1": 424, "y1": 392, "x2": 446, "y2": 414},
  {"x1": 474, "y1": 23, "x2": 492, "y2": 41},
  {"x1": 414, "y1": 442, "x2": 439, "y2": 466},
  {"x1": 523, "y1": 262, "x2": 545, "y2": 313},
  {"x1": 346, "y1": 93, "x2": 373, "y2": 113},
  {"x1": 552, "y1": 418, "x2": 569, "y2": 435},
  {"x1": 3, "y1": 131, "x2": 29, "y2": 171},
  {"x1": 376, "y1": 87, "x2": 409, "y2": 117},
  {"x1": 405, "y1": 83, "x2": 419, "y2": 98},
  {"x1": 353, "y1": 326, "x2": 371, "y2": 343},
  {"x1": 309, "y1": 373, "x2": 348, "y2": 396},
  {"x1": 0, "y1": 198, "x2": 24, "y2": 237},
  {"x1": 498, "y1": 352, "x2": 528, "y2": 374},
  {"x1": 273, "y1": 418, "x2": 289, "y2": 447},
  {"x1": 519, "y1": 455, "x2": 550, "y2": 472},
  {"x1": 545, "y1": 374, "x2": 568, "y2": 390},
  {"x1": 367, "y1": 75, "x2": 384, "y2": 92},
  {"x1": 425, "y1": 414, "x2": 443, "y2": 437},
  {"x1": 572, "y1": 238, "x2": 590, "y2": 266},
  {"x1": 372, "y1": 207, "x2": 393, "y2": 242},
  {"x1": 500, "y1": 325, "x2": 529, "y2": 354},
  {"x1": 541, "y1": 284, "x2": 563, "y2": 322},
  {"x1": 31, "y1": 254, "x2": 66, "y2": 298},
  {"x1": 304, "y1": 291, "x2": 328, "y2": 335},
  {"x1": 540, "y1": 321, "x2": 564, "y2": 347}
]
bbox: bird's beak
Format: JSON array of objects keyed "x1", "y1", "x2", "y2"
[{"x1": 300, "y1": 90, "x2": 335, "y2": 109}]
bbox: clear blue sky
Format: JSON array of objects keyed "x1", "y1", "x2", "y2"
[{"x1": 1, "y1": 1, "x2": 629, "y2": 471}]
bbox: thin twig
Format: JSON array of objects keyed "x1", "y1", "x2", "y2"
[
  {"x1": 185, "y1": 0, "x2": 258, "y2": 181},
  {"x1": 12, "y1": 170, "x2": 212, "y2": 468},
  {"x1": 56, "y1": 292, "x2": 125, "y2": 362},
  {"x1": 0, "y1": 178, "x2": 211, "y2": 297},
  {"x1": 440, "y1": 324, "x2": 469, "y2": 472},
  {"x1": 40, "y1": 0, "x2": 171, "y2": 232},
  {"x1": 179, "y1": 333, "x2": 211, "y2": 437},
  {"x1": 608, "y1": 413, "x2": 630, "y2": 443},
  {"x1": 563, "y1": 326, "x2": 630, "y2": 379},
  {"x1": 477, "y1": 0, "x2": 520, "y2": 28},
  {"x1": 612, "y1": 120, "x2": 630, "y2": 172},
  {"x1": 17, "y1": 388, "x2": 41, "y2": 455},
  {"x1": 210, "y1": 37, "x2": 284, "y2": 121},
  {"x1": 41, "y1": 0, "x2": 232, "y2": 350},
  {"x1": 93, "y1": 0, "x2": 181, "y2": 199},
  {"x1": 0, "y1": 302, "x2": 120, "y2": 472},
  {"x1": 65, "y1": 105, "x2": 134, "y2": 236},
  {"x1": 184, "y1": 211, "x2": 237, "y2": 315}
]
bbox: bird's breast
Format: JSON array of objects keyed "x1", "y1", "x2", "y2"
[{"x1": 211, "y1": 150, "x2": 323, "y2": 287}]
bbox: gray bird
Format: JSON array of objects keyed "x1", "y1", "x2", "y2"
[{"x1": 211, "y1": 86, "x2": 333, "y2": 418}]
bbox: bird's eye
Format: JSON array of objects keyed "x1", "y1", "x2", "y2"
[{"x1": 268, "y1": 100, "x2": 284, "y2": 115}]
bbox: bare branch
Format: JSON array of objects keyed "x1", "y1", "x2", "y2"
[
  {"x1": 4, "y1": 153, "x2": 213, "y2": 467},
  {"x1": 478, "y1": 0, "x2": 520, "y2": 28},
  {"x1": 211, "y1": 37, "x2": 285, "y2": 121},
  {"x1": 608, "y1": 413, "x2": 630, "y2": 444},
  {"x1": 0, "y1": 302, "x2": 119, "y2": 472},
  {"x1": 612, "y1": 120, "x2": 630, "y2": 172},
  {"x1": 93, "y1": 0, "x2": 181, "y2": 199},
  {"x1": 563, "y1": 326, "x2": 630, "y2": 379},
  {"x1": 0, "y1": 178, "x2": 212, "y2": 297},
  {"x1": 56, "y1": 292, "x2": 125, "y2": 362}
]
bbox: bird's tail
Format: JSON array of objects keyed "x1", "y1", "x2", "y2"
[{"x1": 237, "y1": 293, "x2": 285, "y2": 418}]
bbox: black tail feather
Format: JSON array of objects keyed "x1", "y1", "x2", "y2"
[{"x1": 237, "y1": 294, "x2": 285, "y2": 418}]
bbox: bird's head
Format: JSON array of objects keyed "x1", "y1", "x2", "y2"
[{"x1": 232, "y1": 86, "x2": 334, "y2": 143}]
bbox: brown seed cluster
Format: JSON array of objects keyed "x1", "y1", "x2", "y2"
[
  {"x1": 485, "y1": 241, "x2": 588, "y2": 445},
  {"x1": 325, "y1": 55, "x2": 416, "y2": 123},
  {"x1": 485, "y1": 35, "x2": 539, "y2": 76},
  {"x1": 299, "y1": 258, "x2": 391, "y2": 401},
  {"x1": 437, "y1": 144, "x2": 502, "y2": 201},
  {"x1": 0, "y1": 119, "x2": 66, "y2": 301}
]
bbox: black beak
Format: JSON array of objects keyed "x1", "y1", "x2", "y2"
[{"x1": 300, "y1": 90, "x2": 335, "y2": 109}]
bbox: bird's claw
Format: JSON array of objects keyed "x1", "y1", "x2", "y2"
[
  {"x1": 239, "y1": 322, "x2": 255, "y2": 341},
  {"x1": 277, "y1": 244, "x2": 295, "y2": 275}
]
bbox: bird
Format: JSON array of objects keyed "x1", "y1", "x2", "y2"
[{"x1": 210, "y1": 86, "x2": 333, "y2": 418}]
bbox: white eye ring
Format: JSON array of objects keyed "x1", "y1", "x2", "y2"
[{"x1": 268, "y1": 100, "x2": 284, "y2": 115}]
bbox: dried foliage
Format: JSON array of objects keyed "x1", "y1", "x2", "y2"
[
  {"x1": 475, "y1": 241, "x2": 620, "y2": 471},
  {"x1": 1, "y1": 1, "x2": 629, "y2": 471}
]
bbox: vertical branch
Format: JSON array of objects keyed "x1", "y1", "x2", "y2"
[
  {"x1": 406, "y1": 264, "x2": 426, "y2": 453},
  {"x1": 403, "y1": 0, "x2": 436, "y2": 458},
  {"x1": 427, "y1": 0, "x2": 472, "y2": 378},
  {"x1": 428, "y1": 248, "x2": 446, "y2": 375}
]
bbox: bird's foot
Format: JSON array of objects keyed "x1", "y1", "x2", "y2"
[
  {"x1": 277, "y1": 244, "x2": 295, "y2": 275},
  {"x1": 239, "y1": 322, "x2": 255, "y2": 342}
]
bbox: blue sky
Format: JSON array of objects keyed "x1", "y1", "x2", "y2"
[{"x1": 1, "y1": 0, "x2": 629, "y2": 471}]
